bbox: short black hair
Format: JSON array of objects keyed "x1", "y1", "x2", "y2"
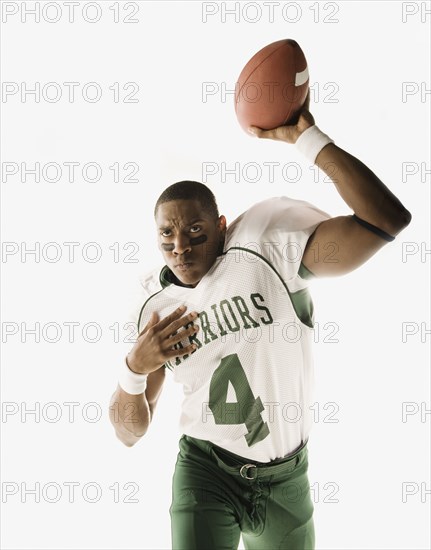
[{"x1": 154, "y1": 180, "x2": 219, "y2": 220}]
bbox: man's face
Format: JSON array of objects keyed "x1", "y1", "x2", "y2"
[{"x1": 155, "y1": 199, "x2": 226, "y2": 287}]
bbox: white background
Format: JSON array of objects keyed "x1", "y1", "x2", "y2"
[{"x1": 1, "y1": 1, "x2": 430, "y2": 549}]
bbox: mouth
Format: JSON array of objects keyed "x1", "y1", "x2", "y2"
[{"x1": 175, "y1": 262, "x2": 194, "y2": 272}]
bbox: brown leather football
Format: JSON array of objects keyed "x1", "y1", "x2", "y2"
[{"x1": 235, "y1": 39, "x2": 309, "y2": 133}]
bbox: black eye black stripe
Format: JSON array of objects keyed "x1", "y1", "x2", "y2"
[
  {"x1": 190, "y1": 234, "x2": 207, "y2": 246},
  {"x1": 161, "y1": 234, "x2": 208, "y2": 251}
]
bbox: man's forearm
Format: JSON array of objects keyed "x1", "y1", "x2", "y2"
[
  {"x1": 109, "y1": 384, "x2": 151, "y2": 447},
  {"x1": 315, "y1": 143, "x2": 412, "y2": 236}
]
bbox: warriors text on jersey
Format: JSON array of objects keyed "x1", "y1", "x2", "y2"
[{"x1": 127, "y1": 197, "x2": 330, "y2": 462}]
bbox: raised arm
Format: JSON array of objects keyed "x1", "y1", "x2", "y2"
[
  {"x1": 249, "y1": 99, "x2": 412, "y2": 277},
  {"x1": 301, "y1": 142, "x2": 411, "y2": 276}
]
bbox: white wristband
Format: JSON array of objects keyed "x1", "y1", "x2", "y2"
[
  {"x1": 295, "y1": 125, "x2": 334, "y2": 165},
  {"x1": 118, "y1": 356, "x2": 148, "y2": 395}
]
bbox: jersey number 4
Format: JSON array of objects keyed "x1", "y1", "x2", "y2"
[{"x1": 208, "y1": 353, "x2": 270, "y2": 447}]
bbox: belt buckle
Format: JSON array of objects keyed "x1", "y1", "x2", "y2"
[{"x1": 240, "y1": 463, "x2": 257, "y2": 480}]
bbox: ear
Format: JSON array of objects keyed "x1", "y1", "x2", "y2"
[{"x1": 218, "y1": 215, "x2": 227, "y2": 233}]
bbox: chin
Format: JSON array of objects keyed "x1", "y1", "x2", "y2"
[
  {"x1": 179, "y1": 274, "x2": 200, "y2": 287},
  {"x1": 174, "y1": 267, "x2": 201, "y2": 287}
]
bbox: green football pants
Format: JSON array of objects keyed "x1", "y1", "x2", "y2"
[{"x1": 169, "y1": 434, "x2": 315, "y2": 550}]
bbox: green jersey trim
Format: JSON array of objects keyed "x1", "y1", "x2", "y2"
[
  {"x1": 159, "y1": 265, "x2": 174, "y2": 289},
  {"x1": 298, "y1": 262, "x2": 316, "y2": 280}
]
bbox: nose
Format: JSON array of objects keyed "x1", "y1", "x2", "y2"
[{"x1": 173, "y1": 234, "x2": 192, "y2": 256}]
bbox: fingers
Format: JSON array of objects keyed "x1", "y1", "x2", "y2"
[
  {"x1": 160, "y1": 310, "x2": 199, "y2": 340},
  {"x1": 164, "y1": 342, "x2": 198, "y2": 360},
  {"x1": 248, "y1": 126, "x2": 260, "y2": 137},
  {"x1": 148, "y1": 310, "x2": 159, "y2": 327},
  {"x1": 249, "y1": 126, "x2": 281, "y2": 140},
  {"x1": 140, "y1": 305, "x2": 199, "y2": 346},
  {"x1": 165, "y1": 322, "x2": 199, "y2": 348},
  {"x1": 155, "y1": 305, "x2": 189, "y2": 332},
  {"x1": 157, "y1": 307, "x2": 200, "y2": 357}
]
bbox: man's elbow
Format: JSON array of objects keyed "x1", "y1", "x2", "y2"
[
  {"x1": 114, "y1": 425, "x2": 147, "y2": 447},
  {"x1": 117, "y1": 433, "x2": 142, "y2": 448},
  {"x1": 393, "y1": 207, "x2": 412, "y2": 234},
  {"x1": 384, "y1": 206, "x2": 412, "y2": 237},
  {"x1": 109, "y1": 406, "x2": 150, "y2": 447},
  {"x1": 401, "y1": 208, "x2": 412, "y2": 228}
]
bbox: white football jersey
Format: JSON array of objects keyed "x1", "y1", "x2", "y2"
[{"x1": 127, "y1": 197, "x2": 330, "y2": 462}]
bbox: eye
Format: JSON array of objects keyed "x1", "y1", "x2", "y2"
[
  {"x1": 160, "y1": 229, "x2": 172, "y2": 237},
  {"x1": 189, "y1": 225, "x2": 201, "y2": 233}
]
